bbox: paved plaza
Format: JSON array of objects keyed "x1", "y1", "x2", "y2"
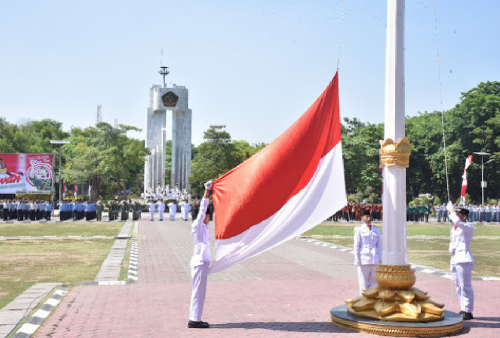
[{"x1": 22, "y1": 216, "x2": 500, "y2": 337}]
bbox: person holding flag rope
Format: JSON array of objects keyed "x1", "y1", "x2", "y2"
[
  {"x1": 446, "y1": 202, "x2": 475, "y2": 320},
  {"x1": 188, "y1": 181, "x2": 213, "y2": 329}
]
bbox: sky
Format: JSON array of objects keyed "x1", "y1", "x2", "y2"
[{"x1": 1, "y1": 0, "x2": 499, "y2": 146}]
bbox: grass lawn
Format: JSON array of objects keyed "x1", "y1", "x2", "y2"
[
  {"x1": 303, "y1": 222, "x2": 500, "y2": 277},
  {"x1": 306, "y1": 222, "x2": 500, "y2": 237},
  {"x1": 0, "y1": 239, "x2": 115, "y2": 309},
  {"x1": 0, "y1": 222, "x2": 124, "y2": 237}
]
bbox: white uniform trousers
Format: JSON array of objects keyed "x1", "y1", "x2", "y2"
[
  {"x1": 159, "y1": 210, "x2": 164, "y2": 221},
  {"x1": 451, "y1": 262, "x2": 474, "y2": 312},
  {"x1": 150, "y1": 210, "x2": 154, "y2": 221},
  {"x1": 357, "y1": 264, "x2": 377, "y2": 295},
  {"x1": 169, "y1": 211, "x2": 175, "y2": 221},
  {"x1": 189, "y1": 263, "x2": 209, "y2": 321}
]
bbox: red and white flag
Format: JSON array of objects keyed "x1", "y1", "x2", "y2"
[
  {"x1": 210, "y1": 73, "x2": 346, "y2": 274},
  {"x1": 460, "y1": 155, "x2": 473, "y2": 204},
  {"x1": 74, "y1": 183, "x2": 78, "y2": 198},
  {"x1": 62, "y1": 183, "x2": 67, "y2": 198}
]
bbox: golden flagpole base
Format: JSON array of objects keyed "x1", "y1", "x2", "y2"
[
  {"x1": 346, "y1": 265, "x2": 444, "y2": 322},
  {"x1": 330, "y1": 265, "x2": 463, "y2": 337}
]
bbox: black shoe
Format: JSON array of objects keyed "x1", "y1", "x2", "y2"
[
  {"x1": 462, "y1": 312, "x2": 474, "y2": 320},
  {"x1": 188, "y1": 320, "x2": 209, "y2": 328},
  {"x1": 458, "y1": 310, "x2": 465, "y2": 315}
]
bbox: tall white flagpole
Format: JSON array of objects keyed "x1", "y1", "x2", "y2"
[{"x1": 381, "y1": 0, "x2": 408, "y2": 266}]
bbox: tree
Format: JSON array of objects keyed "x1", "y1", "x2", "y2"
[
  {"x1": 342, "y1": 119, "x2": 384, "y2": 195},
  {"x1": 189, "y1": 125, "x2": 242, "y2": 196},
  {"x1": 63, "y1": 123, "x2": 149, "y2": 200}
]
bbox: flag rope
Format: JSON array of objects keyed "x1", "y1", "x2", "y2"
[
  {"x1": 433, "y1": 0, "x2": 451, "y2": 204},
  {"x1": 336, "y1": 0, "x2": 347, "y2": 71},
  {"x1": 433, "y1": 0, "x2": 455, "y2": 310}
]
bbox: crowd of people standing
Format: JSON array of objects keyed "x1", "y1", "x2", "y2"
[
  {"x1": 328, "y1": 203, "x2": 383, "y2": 222},
  {"x1": 0, "y1": 199, "x2": 53, "y2": 221}
]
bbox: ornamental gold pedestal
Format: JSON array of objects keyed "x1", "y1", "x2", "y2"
[{"x1": 330, "y1": 265, "x2": 463, "y2": 336}]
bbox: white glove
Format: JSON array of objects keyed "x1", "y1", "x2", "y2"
[
  {"x1": 204, "y1": 181, "x2": 213, "y2": 190},
  {"x1": 446, "y1": 201, "x2": 454, "y2": 213}
]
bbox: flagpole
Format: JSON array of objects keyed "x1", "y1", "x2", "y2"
[{"x1": 381, "y1": 0, "x2": 408, "y2": 266}]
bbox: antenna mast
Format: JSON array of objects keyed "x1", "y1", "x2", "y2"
[
  {"x1": 159, "y1": 66, "x2": 169, "y2": 88},
  {"x1": 96, "y1": 105, "x2": 102, "y2": 124}
]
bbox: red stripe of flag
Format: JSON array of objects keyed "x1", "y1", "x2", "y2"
[{"x1": 213, "y1": 74, "x2": 341, "y2": 240}]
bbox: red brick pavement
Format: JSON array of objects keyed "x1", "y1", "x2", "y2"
[{"x1": 34, "y1": 218, "x2": 500, "y2": 337}]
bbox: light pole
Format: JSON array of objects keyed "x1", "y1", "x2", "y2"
[
  {"x1": 473, "y1": 152, "x2": 493, "y2": 206},
  {"x1": 50, "y1": 140, "x2": 70, "y2": 206}
]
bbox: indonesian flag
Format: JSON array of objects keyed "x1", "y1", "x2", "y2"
[
  {"x1": 62, "y1": 183, "x2": 67, "y2": 198},
  {"x1": 460, "y1": 155, "x2": 473, "y2": 204},
  {"x1": 210, "y1": 73, "x2": 346, "y2": 274},
  {"x1": 74, "y1": 183, "x2": 78, "y2": 198}
]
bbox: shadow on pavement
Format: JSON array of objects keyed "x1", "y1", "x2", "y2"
[
  {"x1": 464, "y1": 317, "x2": 500, "y2": 329},
  {"x1": 210, "y1": 321, "x2": 355, "y2": 333}
]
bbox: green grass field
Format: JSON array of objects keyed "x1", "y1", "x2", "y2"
[
  {"x1": 305, "y1": 222, "x2": 500, "y2": 237},
  {"x1": 0, "y1": 222, "x2": 124, "y2": 237},
  {"x1": 303, "y1": 222, "x2": 500, "y2": 277},
  {"x1": 0, "y1": 239, "x2": 115, "y2": 309}
]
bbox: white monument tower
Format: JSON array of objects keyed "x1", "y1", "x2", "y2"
[{"x1": 144, "y1": 67, "x2": 192, "y2": 194}]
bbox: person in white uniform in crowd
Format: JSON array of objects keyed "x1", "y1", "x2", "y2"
[
  {"x1": 188, "y1": 181, "x2": 212, "y2": 329},
  {"x1": 181, "y1": 200, "x2": 190, "y2": 221},
  {"x1": 446, "y1": 202, "x2": 475, "y2": 320},
  {"x1": 167, "y1": 201, "x2": 177, "y2": 221},
  {"x1": 149, "y1": 199, "x2": 156, "y2": 221},
  {"x1": 353, "y1": 209, "x2": 382, "y2": 295},
  {"x1": 158, "y1": 199, "x2": 165, "y2": 221}
]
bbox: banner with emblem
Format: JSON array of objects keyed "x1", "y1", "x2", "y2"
[{"x1": 0, "y1": 153, "x2": 54, "y2": 194}]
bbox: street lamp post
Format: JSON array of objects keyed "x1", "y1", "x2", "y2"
[
  {"x1": 50, "y1": 140, "x2": 70, "y2": 206},
  {"x1": 473, "y1": 152, "x2": 494, "y2": 206}
]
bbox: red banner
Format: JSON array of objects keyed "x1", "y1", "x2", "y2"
[{"x1": 0, "y1": 153, "x2": 53, "y2": 194}]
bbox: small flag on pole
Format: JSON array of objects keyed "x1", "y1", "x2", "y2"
[
  {"x1": 74, "y1": 183, "x2": 78, "y2": 198},
  {"x1": 460, "y1": 155, "x2": 473, "y2": 205},
  {"x1": 88, "y1": 181, "x2": 92, "y2": 199},
  {"x1": 62, "y1": 183, "x2": 67, "y2": 198}
]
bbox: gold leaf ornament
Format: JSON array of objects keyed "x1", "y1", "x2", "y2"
[{"x1": 379, "y1": 138, "x2": 412, "y2": 167}]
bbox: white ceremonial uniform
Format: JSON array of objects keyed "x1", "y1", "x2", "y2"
[
  {"x1": 158, "y1": 201, "x2": 165, "y2": 221},
  {"x1": 353, "y1": 223, "x2": 382, "y2": 295},
  {"x1": 149, "y1": 201, "x2": 156, "y2": 221},
  {"x1": 449, "y1": 212, "x2": 475, "y2": 313},
  {"x1": 181, "y1": 202, "x2": 190, "y2": 221},
  {"x1": 189, "y1": 198, "x2": 211, "y2": 322},
  {"x1": 168, "y1": 203, "x2": 177, "y2": 221}
]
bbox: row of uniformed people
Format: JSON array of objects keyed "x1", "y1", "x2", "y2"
[
  {"x1": 59, "y1": 200, "x2": 143, "y2": 222},
  {"x1": 407, "y1": 204, "x2": 432, "y2": 222},
  {"x1": 0, "y1": 200, "x2": 53, "y2": 221},
  {"x1": 148, "y1": 200, "x2": 191, "y2": 221},
  {"x1": 106, "y1": 201, "x2": 143, "y2": 221},
  {"x1": 59, "y1": 200, "x2": 98, "y2": 221},
  {"x1": 466, "y1": 204, "x2": 500, "y2": 222},
  {"x1": 437, "y1": 204, "x2": 500, "y2": 223}
]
